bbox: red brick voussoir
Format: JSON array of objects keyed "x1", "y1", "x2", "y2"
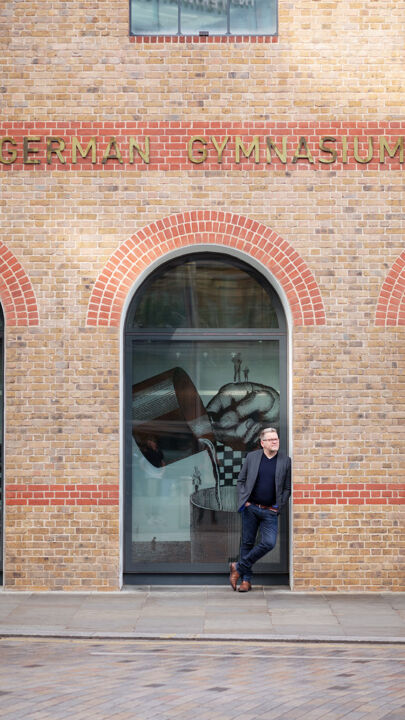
[
  {"x1": 375, "y1": 251, "x2": 405, "y2": 327},
  {"x1": 86, "y1": 210, "x2": 326, "y2": 328},
  {"x1": 0, "y1": 241, "x2": 39, "y2": 326}
]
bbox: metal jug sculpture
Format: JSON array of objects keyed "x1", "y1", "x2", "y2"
[{"x1": 132, "y1": 367, "x2": 215, "y2": 465}]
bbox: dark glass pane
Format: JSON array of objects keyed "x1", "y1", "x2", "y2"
[
  {"x1": 180, "y1": 0, "x2": 227, "y2": 35},
  {"x1": 230, "y1": 0, "x2": 277, "y2": 34},
  {"x1": 131, "y1": 266, "x2": 190, "y2": 328},
  {"x1": 127, "y1": 339, "x2": 284, "y2": 572},
  {"x1": 131, "y1": 0, "x2": 179, "y2": 35},
  {"x1": 130, "y1": 257, "x2": 279, "y2": 329}
]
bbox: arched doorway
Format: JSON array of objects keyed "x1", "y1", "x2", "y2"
[{"x1": 124, "y1": 252, "x2": 289, "y2": 584}]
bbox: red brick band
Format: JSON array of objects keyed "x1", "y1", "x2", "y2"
[
  {"x1": 294, "y1": 483, "x2": 405, "y2": 506},
  {"x1": 0, "y1": 242, "x2": 39, "y2": 326},
  {"x1": 6, "y1": 482, "x2": 404, "y2": 506},
  {"x1": 6, "y1": 484, "x2": 119, "y2": 507},
  {"x1": 1, "y1": 121, "x2": 404, "y2": 171},
  {"x1": 375, "y1": 251, "x2": 405, "y2": 327},
  {"x1": 86, "y1": 210, "x2": 326, "y2": 327}
]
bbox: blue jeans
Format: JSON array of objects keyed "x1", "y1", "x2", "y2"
[{"x1": 236, "y1": 504, "x2": 278, "y2": 582}]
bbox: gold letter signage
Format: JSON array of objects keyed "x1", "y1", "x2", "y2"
[{"x1": 0, "y1": 125, "x2": 404, "y2": 170}]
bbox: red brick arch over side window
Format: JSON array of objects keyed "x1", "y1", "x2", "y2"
[
  {"x1": 375, "y1": 251, "x2": 405, "y2": 327},
  {"x1": 86, "y1": 211, "x2": 326, "y2": 327},
  {"x1": 0, "y1": 242, "x2": 39, "y2": 326}
]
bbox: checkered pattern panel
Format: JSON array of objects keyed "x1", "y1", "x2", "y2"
[{"x1": 216, "y1": 444, "x2": 247, "y2": 486}]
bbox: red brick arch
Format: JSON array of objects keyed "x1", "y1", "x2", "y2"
[
  {"x1": 0, "y1": 242, "x2": 39, "y2": 326},
  {"x1": 375, "y1": 251, "x2": 405, "y2": 327},
  {"x1": 86, "y1": 211, "x2": 326, "y2": 327}
]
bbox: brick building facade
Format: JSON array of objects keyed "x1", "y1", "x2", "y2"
[{"x1": 0, "y1": 0, "x2": 404, "y2": 591}]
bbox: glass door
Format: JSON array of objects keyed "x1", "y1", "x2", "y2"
[{"x1": 124, "y1": 254, "x2": 288, "y2": 582}]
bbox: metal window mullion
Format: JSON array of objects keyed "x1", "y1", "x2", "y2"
[
  {"x1": 227, "y1": 0, "x2": 231, "y2": 35},
  {"x1": 126, "y1": 332, "x2": 286, "y2": 342},
  {"x1": 123, "y1": 337, "x2": 134, "y2": 572},
  {"x1": 178, "y1": 0, "x2": 181, "y2": 35}
]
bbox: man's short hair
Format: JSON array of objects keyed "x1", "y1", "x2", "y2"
[{"x1": 260, "y1": 427, "x2": 279, "y2": 440}]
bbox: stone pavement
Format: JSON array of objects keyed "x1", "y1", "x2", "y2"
[
  {"x1": 0, "y1": 637, "x2": 404, "y2": 720},
  {"x1": 0, "y1": 588, "x2": 404, "y2": 643}
]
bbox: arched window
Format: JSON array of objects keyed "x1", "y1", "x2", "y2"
[{"x1": 124, "y1": 253, "x2": 288, "y2": 584}]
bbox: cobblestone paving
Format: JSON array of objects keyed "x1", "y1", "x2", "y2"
[{"x1": 0, "y1": 638, "x2": 404, "y2": 719}]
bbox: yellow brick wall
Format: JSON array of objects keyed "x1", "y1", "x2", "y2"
[{"x1": 1, "y1": 1, "x2": 403, "y2": 589}]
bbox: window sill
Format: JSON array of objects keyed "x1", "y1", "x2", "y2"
[{"x1": 129, "y1": 34, "x2": 278, "y2": 43}]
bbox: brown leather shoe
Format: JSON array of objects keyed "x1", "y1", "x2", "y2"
[
  {"x1": 238, "y1": 580, "x2": 252, "y2": 593},
  {"x1": 229, "y1": 562, "x2": 240, "y2": 591}
]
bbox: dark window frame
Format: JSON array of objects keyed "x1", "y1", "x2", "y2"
[
  {"x1": 129, "y1": 0, "x2": 278, "y2": 37},
  {"x1": 123, "y1": 252, "x2": 289, "y2": 584}
]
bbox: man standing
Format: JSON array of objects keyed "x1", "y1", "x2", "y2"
[{"x1": 229, "y1": 428, "x2": 291, "y2": 592}]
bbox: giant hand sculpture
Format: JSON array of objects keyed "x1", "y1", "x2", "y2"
[{"x1": 206, "y1": 382, "x2": 280, "y2": 451}]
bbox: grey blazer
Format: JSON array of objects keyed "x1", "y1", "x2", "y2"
[{"x1": 236, "y1": 449, "x2": 291, "y2": 513}]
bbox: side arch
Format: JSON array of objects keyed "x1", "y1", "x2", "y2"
[
  {"x1": 0, "y1": 242, "x2": 39, "y2": 326},
  {"x1": 375, "y1": 251, "x2": 405, "y2": 327},
  {"x1": 86, "y1": 211, "x2": 326, "y2": 327}
]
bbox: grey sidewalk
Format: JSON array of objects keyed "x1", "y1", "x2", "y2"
[{"x1": 0, "y1": 587, "x2": 404, "y2": 643}]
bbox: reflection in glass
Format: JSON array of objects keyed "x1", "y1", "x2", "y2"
[
  {"x1": 230, "y1": 0, "x2": 276, "y2": 35},
  {"x1": 180, "y1": 0, "x2": 227, "y2": 35},
  {"x1": 128, "y1": 339, "x2": 283, "y2": 569},
  {"x1": 130, "y1": 257, "x2": 280, "y2": 329},
  {"x1": 131, "y1": 0, "x2": 178, "y2": 35}
]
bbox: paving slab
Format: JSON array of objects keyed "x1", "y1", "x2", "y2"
[
  {"x1": 0, "y1": 588, "x2": 404, "y2": 643},
  {"x1": 134, "y1": 618, "x2": 205, "y2": 634}
]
